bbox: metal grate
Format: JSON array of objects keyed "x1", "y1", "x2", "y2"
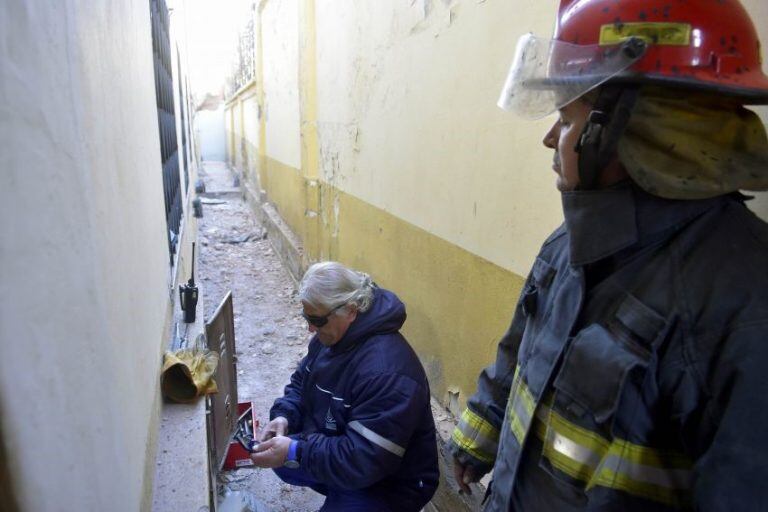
[
  {"x1": 225, "y1": 14, "x2": 255, "y2": 99},
  {"x1": 204, "y1": 292, "x2": 239, "y2": 472},
  {"x1": 177, "y1": 48, "x2": 190, "y2": 191},
  {"x1": 150, "y1": 0, "x2": 182, "y2": 262}
]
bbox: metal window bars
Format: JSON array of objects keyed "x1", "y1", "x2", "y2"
[{"x1": 150, "y1": 0, "x2": 182, "y2": 262}]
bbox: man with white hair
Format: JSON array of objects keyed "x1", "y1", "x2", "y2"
[{"x1": 251, "y1": 261, "x2": 438, "y2": 511}]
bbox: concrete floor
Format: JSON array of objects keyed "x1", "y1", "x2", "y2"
[
  {"x1": 155, "y1": 161, "x2": 486, "y2": 511},
  {"x1": 197, "y1": 162, "x2": 325, "y2": 511}
]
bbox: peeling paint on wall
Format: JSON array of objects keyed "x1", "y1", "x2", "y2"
[
  {"x1": 332, "y1": 193, "x2": 341, "y2": 239},
  {"x1": 227, "y1": 0, "x2": 768, "y2": 410},
  {"x1": 407, "y1": 0, "x2": 460, "y2": 36},
  {"x1": 262, "y1": 0, "x2": 301, "y2": 169}
]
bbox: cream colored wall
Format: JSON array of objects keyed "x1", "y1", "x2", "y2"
[
  {"x1": 235, "y1": 100, "x2": 245, "y2": 171},
  {"x1": 242, "y1": 92, "x2": 261, "y2": 183},
  {"x1": 262, "y1": 0, "x2": 301, "y2": 170},
  {"x1": 315, "y1": 0, "x2": 768, "y2": 275},
  {"x1": 248, "y1": 0, "x2": 768, "y2": 276},
  {"x1": 230, "y1": 0, "x2": 768, "y2": 406},
  {"x1": 0, "y1": 2, "x2": 178, "y2": 510},
  {"x1": 315, "y1": 0, "x2": 561, "y2": 277},
  {"x1": 229, "y1": 0, "x2": 768, "y2": 267},
  {"x1": 225, "y1": 107, "x2": 235, "y2": 165}
]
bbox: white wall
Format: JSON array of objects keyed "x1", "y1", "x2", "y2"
[
  {"x1": 197, "y1": 106, "x2": 227, "y2": 161},
  {"x1": 0, "y1": 1, "x2": 171, "y2": 510}
]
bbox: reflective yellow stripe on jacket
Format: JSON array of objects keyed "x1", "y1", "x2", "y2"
[
  {"x1": 451, "y1": 407, "x2": 499, "y2": 464},
  {"x1": 508, "y1": 368, "x2": 693, "y2": 508}
]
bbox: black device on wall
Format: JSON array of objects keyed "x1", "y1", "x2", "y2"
[{"x1": 179, "y1": 242, "x2": 199, "y2": 323}]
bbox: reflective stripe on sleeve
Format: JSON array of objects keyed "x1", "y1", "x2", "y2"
[
  {"x1": 505, "y1": 373, "x2": 693, "y2": 507},
  {"x1": 507, "y1": 366, "x2": 536, "y2": 444},
  {"x1": 450, "y1": 408, "x2": 500, "y2": 464},
  {"x1": 348, "y1": 420, "x2": 406, "y2": 457}
]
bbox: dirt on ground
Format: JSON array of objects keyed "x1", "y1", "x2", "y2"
[
  {"x1": 195, "y1": 162, "x2": 480, "y2": 512},
  {"x1": 197, "y1": 162, "x2": 325, "y2": 512}
]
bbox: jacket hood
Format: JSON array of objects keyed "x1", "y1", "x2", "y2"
[{"x1": 330, "y1": 287, "x2": 406, "y2": 353}]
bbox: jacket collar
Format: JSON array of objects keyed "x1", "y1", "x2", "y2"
[
  {"x1": 329, "y1": 326, "x2": 362, "y2": 354},
  {"x1": 562, "y1": 182, "x2": 725, "y2": 266},
  {"x1": 325, "y1": 288, "x2": 406, "y2": 355}
]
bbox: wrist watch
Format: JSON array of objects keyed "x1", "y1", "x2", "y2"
[{"x1": 283, "y1": 440, "x2": 301, "y2": 469}]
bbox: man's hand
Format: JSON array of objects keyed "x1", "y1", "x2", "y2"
[
  {"x1": 452, "y1": 456, "x2": 478, "y2": 495},
  {"x1": 259, "y1": 416, "x2": 289, "y2": 441},
  {"x1": 250, "y1": 436, "x2": 292, "y2": 468}
]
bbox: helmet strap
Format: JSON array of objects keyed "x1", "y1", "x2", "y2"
[{"x1": 575, "y1": 85, "x2": 639, "y2": 190}]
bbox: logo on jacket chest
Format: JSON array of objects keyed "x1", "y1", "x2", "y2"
[{"x1": 324, "y1": 406, "x2": 337, "y2": 431}]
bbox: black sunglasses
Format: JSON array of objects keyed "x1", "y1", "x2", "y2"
[{"x1": 302, "y1": 302, "x2": 347, "y2": 328}]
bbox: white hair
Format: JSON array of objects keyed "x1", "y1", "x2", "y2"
[{"x1": 299, "y1": 261, "x2": 375, "y2": 314}]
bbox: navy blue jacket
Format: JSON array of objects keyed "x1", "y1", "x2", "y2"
[{"x1": 270, "y1": 287, "x2": 438, "y2": 511}]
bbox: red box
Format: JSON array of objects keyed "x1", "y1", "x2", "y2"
[{"x1": 222, "y1": 401, "x2": 260, "y2": 470}]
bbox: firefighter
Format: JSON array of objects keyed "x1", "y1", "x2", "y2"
[{"x1": 450, "y1": 0, "x2": 768, "y2": 510}]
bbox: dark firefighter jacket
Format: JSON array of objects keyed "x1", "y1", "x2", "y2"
[
  {"x1": 270, "y1": 287, "x2": 438, "y2": 511},
  {"x1": 450, "y1": 183, "x2": 768, "y2": 511}
]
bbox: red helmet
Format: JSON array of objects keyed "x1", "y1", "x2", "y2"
[
  {"x1": 555, "y1": 0, "x2": 768, "y2": 101},
  {"x1": 499, "y1": 0, "x2": 768, "y2": 118}
]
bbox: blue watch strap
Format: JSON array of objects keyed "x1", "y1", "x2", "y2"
[
  {"x1": 287, "y1": 440, "x2": 298, "y2": 461},
  {"x1": 283, "y1": 440, "x2": 301, "y2": 468}
]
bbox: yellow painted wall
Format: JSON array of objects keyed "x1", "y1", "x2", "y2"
[
  {"x1": 236, "y1": 99, "x2": 246, "y2": 171},
  {"x1": 225, "y1": 83, "x2": 260, "y2": 181},
  {"x1": 242, "y1": 91, "x2": 261, "y2": 184},
  {"x1": 328, "y1": 189, "x2": 523, "y2": 405},
  {"x1": 314, "y1": 0, "x2": 560, "y2": 278},
  {"x1": 225, "y1": 107, "x2": 234, "y2": 166},
  {"x1": 264, "y1": 156, "x2": 308, "y2": 239},
  {"x1": 225, "y1": 0, "x2": 768, "y2": 408}
]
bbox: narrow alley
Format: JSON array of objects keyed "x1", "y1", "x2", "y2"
[
  {"x1": 195, "y1": 161, "x2": 480, "y2": 512},
  {"x1": 196, "y1": 162, "x2": 324, "y2": 511},
  {"x1": 5, "y1": 1, "x2": 768, "y2": 511}
]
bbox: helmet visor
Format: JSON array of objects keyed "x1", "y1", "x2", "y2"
[{"x1": 497, "y1": 34, "x2": 645, "y2": 119}]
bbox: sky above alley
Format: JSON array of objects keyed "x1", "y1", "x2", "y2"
[{"x1": 170, "y1": 0, "x2": 253, "y2": 101}]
